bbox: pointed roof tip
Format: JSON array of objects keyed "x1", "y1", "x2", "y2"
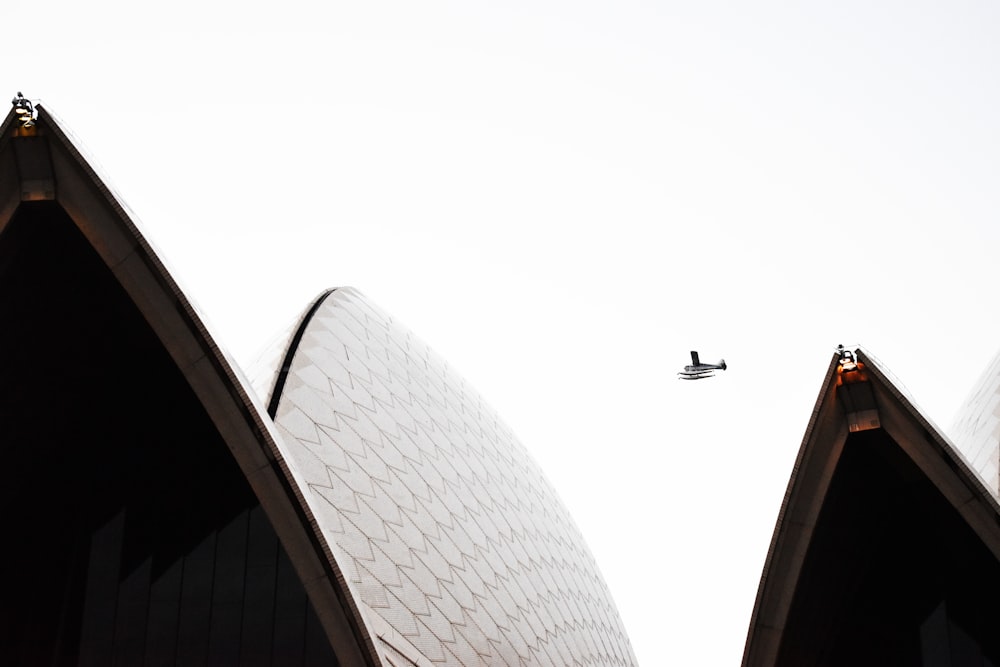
[
  {"x1": 0, "y1": 111, "x2": 383, "y2": 665},
  {"x1": 833, "y1": 346, "x2": 996, "y2": 506},
  {"x1": 743, "y1": 344, "x2": 1000, "y2": 666},
  {"x1": 4, "y1": 100, "x2": 218, "y2": 323},
  {"x1": 7, "y1": 91, "x2": 37, "y2": 129}
]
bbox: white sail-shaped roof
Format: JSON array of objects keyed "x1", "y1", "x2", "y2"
[
  {"x1": 950, "y1": 348, "x2": 1000, "y2": 498},
  {"x1": 1, "y1": 101, "x2": 636, "y2": 665},
  {"x1": 261, "y1": 287, "x2": 638, "y2": 666}
]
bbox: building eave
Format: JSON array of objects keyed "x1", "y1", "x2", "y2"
[
  {"x1": 742, "y1": 348, "x2": 1000, "y2": 666},
  {"x1": 0, "y1": 105, "x2": 382, "y2": 666}
]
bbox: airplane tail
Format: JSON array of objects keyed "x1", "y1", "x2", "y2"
[{"x1": 718, "y1": 360, "x2": 727, "y2": 371}]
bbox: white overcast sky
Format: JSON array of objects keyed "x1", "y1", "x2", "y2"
[{"x1": 9, "y1": 1, "x2": 1000, "y2": 663}]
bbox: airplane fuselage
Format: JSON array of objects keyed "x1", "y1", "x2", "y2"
[{"x1": 679, "y1": 351, "x2": 726, "y2": 379}]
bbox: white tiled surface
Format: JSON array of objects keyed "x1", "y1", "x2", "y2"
[
  {"x1": 951, "y1": 348, "x2": 1000, "y2": 498},
  {"x1": 267, "y1": 287, "x2": 637, "y2": 666},
  {"x1": 246, "y1": 318, "x2": 299, "y2": 407}
]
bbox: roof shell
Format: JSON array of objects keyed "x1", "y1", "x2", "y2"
[
  {"x1": 262, "y1": 287, "x2": 639, "y2": 666},
  {"x1": 742, "y1": 347, "x2": 1000, "y2": 666},
  {"x1": 0, "y1": 104, "x2": 381, "y2": 665},
  {"x1": 3, "y1": 101, "x2": 636, "y2": 666},
  {"x1": 950, "y1": 346, "x2": 1000, "y2": 497}
]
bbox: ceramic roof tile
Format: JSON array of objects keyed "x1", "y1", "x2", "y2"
[{"x1": 267, "y1": 288, "x2": 637, "y2": 665}]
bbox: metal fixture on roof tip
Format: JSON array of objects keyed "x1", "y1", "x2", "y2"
[
  {"x1": 837, "y1": 344, "x2": 858, "y2": 372},
  {"x1": 11, "y1": 92, "x2": 35, "y2": 127}
]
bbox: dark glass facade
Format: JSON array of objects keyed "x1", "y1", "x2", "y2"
[
  {"x1": 777, "y1": 429, "x2": 1000, "y2": 666},
  {"x1": 0, "y1": 202, "x2": 337, "y2": 666}
]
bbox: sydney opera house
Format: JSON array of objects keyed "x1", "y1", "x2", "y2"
[
  {"x1": 5, "y1": 98, "x2": 1000, "y2": 666},
  {"x1": 0, "y1": 101, "x2": 637, "y2": 666}
]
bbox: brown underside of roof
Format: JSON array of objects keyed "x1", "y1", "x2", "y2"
[
  {"x1": 743, "y1": 350, "x2": 1000, "y2": 666},
  {"x1": 0, "y1": 107, "x2": 381, "y2": 666}
]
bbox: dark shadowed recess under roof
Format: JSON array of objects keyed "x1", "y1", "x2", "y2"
[{"x1": 0, "y1": 201, "x2": 338, "y2": 667}]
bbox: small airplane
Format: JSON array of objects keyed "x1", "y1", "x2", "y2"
[{"x1": 678, "y1": 351, "x2": 727, "y2": 380}]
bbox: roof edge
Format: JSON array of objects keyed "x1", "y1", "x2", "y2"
[
  {"x1": 267, "y1": 287, "x2": 337, "y2": 417},
  {"x1": 2, "y1": 103, "x2": 384, "y2": 666},
  {"x1": 742, "y1": 347, "x2": 1000, "y2": 666}
]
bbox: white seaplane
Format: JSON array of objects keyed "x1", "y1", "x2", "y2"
[{"x1": 678, "y1": 351, "x2": 727, "y2": 380}]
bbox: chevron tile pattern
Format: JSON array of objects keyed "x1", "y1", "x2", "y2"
[{"x1": 262, "y1": 288, "x2": 637, "y2": 666}]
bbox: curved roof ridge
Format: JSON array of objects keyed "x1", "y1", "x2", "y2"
[
  {"x1": 0, "y1": 104, "x2": 382, "y2": 665},
  {"x1": 266, "y1": 287, "x2": 638, "y2": 666},
  {"x1": 742, "y1": 347, "x2": 1000, "y2": 666},
  {"x1": 267, "y1": 287, "x2": 337, "y2": 417},
  {"x1": 950, "y1": 345, "x2": 1000, "y2": 497}
]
